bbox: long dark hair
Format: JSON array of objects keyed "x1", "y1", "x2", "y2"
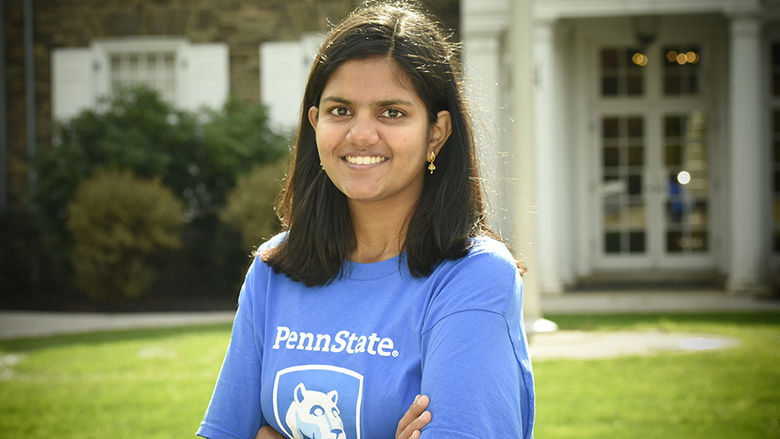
[{"x1": 263, "y1": 0, "x2": 489, "y2": 286}]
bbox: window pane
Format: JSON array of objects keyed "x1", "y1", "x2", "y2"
[
  {"x1": 627, "y1": 117, "x2": 643, "y2": 138},
  {"x1": 690, "y1": 200, "x2": 708, "y2": 226},
  {"x1": 690, "y1": 231, "x2": 708, "y2": 252},
  {"x1": 628, "y1": 174, "x2": 642, "y2": 195},
  {"x1": 603, "y1": 117, "x2": 619, "y2": 138},
  {"x1": 628, "y1": 146, "x2": 643, "y2": 166},
  {"x1": 603, "y1": 203, "x2": 623, "y2": 228},
  {"x1": 664, "y1": 73, "x2": 680, "y2": 95},
  {"x1": 665, "y1": 145, "x2": 682, "y2": 166},
  {"x1": 604, "y1": 147, "x2": 620, "y2": 168},
  {"x1": 667, "y1": 231, "x2": 683, "y2": 253},
  {"x1": 602, "y1": 77, "x2": 619, "y2": 96},
  {"x1": 605, "y1": 232, "x2": 621, "y2": 253},
  {"x1": 666, "y1": 201, "x2": 684, "y2": 224},
  {"x1": 627, "y1": 74, "x2": 643, "y2": 95},
  {"x1": 629, "y1": 231, "x2": 645, "y2": 253},
  {"x1": 601, "y1": 49, "x2": 618, "y2": 69},
  {"x1": 664, "y1": 116, "x2": 683, "y2": 137},
  {"x1": 627, "y1": 202, "x2": 645, "y2": 227},
  {"x1": 600, "y1": 47, "x2": 644, "y2": 97},
  {"x1": 663, "y1": 46, "x2": 701, "y2": 96}
]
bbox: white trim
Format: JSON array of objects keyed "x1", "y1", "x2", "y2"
[
  {"x1": 765, "y1": 25, "x2": 780, "y2": 274},
  {"x1": 533, "y1": 0, "x2": 761, "y2": 21}
]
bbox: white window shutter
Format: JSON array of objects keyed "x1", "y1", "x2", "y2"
[
  {"x1": 260, "y1": 41, "x2": 306, "y2": 130},
  {"x1": 178, "y1": 43, "x2": 229, "y2": 111},
  {"x1": 51, "y1": 48, "x2": 95, "y2": 121}
]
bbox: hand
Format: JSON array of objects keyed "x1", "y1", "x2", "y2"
[
  {"x1": 395, "y1": 394, "x2": 432, "y2": 439},
  {"x1": 255, "y1": 425, "x2": 285, "y2": 439}
]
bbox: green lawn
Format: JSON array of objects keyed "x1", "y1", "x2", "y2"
[
  {"x1": 535, "y1": 312, "x2": 780, "y2": 439},
  {"x1": 0, "y1": 312, "x2": 777, "y2": 438}
]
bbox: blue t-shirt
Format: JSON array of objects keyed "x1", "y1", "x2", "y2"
[{"x1": 198, "y1": 235, "x2": 535, "y2": 439}]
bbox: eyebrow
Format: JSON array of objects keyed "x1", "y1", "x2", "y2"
[{"x1": 320, "y1": 96, "x2": 414, "y2": 107}]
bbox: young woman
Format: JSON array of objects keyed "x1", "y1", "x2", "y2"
[{"x1": 197, "y1": 2, "x2": 535, "y2": 438}]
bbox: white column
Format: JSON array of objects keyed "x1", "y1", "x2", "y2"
[
  {"x1": 463, "y1": 34, "x2": 507, "y2": 235},
  {"x1": 508, "y1": 0, "x2": 545, "y2": 328},
  {"x1": 726, "y1": 15, "x2": 767, "y2": 293},
  {"x1": 533, "y1": 20, "x2": 564, "y2": 294}
]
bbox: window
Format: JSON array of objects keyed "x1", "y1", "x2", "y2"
[
  {"x1": 663, "y1": 112, "x2": 709, "y2": 253},
  {"x1": 109, "y1": 51, "x2": 177, "y2": 103},
  {"x1": 52, "y1": 38, "x2": 229, "y2": 121},
  {"x1": 600, "y1": 47, "x2": 645, "y2": 97},
  {"x1": 601, "y1": 115, "x2": 646, "y2": 254},
  {"x1": 662, "y1": 45, "x2": 702, "y2": 96}
]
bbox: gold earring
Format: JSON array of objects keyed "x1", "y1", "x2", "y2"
[{"x1": 427, "y1": 151, "x2": 436, "y2": 174}]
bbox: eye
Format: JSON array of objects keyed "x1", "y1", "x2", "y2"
[
  {"x1": 380, "y1": 108, "x2": 404, "y2": 119},
  {"x1": 328, "y1": 106, "x2": 351, "y2": 117},
  {"x1": 310, "y1": 405, "x2": 325, "y2": 417},
  {"x1": 332, "y1": 407, "x2": 340, "y2": 417}
]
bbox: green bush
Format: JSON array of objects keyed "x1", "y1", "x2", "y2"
[
  {"x1": 220, "y1": 158, "x2": 287, "y2": 251},
  {"x1": 66, "y1": 169, "x2": 184, "y2": 300},
  {"x1": 28, "y1": 86, "x2": 289, "y2": 305}
]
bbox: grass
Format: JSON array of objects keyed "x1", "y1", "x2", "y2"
[
  {"x1": 534, "y1": 312, "x2": 780, "y2": 439},
  {"x1": 0, "y1": 312, "x2": 777, "y2": 438},
  {"x1": 0, "y1": 323, "x2": 232, "y2": 438}
]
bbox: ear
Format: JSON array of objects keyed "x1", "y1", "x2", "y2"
[
  {"x1": 308, "y1": 106, "x2": 319, "y2": 131},
  {"x1": 428, "y1": 110, "x2": 452, "y2": 156},
  {"x1": 294, "y1": 383, "x2": 306, "y2": 403},
  {"x1": 327, "y1": 390, "x2": 338, "y2": 405}
]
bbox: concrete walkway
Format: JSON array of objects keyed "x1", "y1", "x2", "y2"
[
  {"x1": 541, "y1": 290, "x2": 780, "y2": 314},
  {"x1": 0, "y1": 310, "x2": 236, "y2": 340},
  {"x1": 0, "y1": 291, "x2": 777, "y2": 360}
]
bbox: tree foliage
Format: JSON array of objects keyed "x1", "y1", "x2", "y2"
[
  {"x1": 220, "y1": 158, "x2": 287, "y2": 251},
  {"x1": 26, "y1": 86, "x2": 289, "y2": 306},
  {"x1": 67, "y1": 169, "x2": 184, "y2": 299}
]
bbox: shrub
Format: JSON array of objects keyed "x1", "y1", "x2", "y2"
[
  {"x1": 31, "y1": 86, "x2": 289, "y2": 305},
  {"x1": 220, "y1": 158, "x2": 287, "y2": 251},
  {"x1": 66, "y1": 169, "x2": 184, "y2": 300}
]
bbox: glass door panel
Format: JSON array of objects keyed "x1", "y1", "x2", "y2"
[
  {"x1": 601, "y1": 115, "x2": 646, "y2": 255},
  {"x1": 662, "y1": 112, "x2": 709, "y2": 254}
]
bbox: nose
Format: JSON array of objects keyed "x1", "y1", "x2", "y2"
[
  {"x1": 331, "y1": 428, "x2": 343, "y2": 438},
  {"x1": 346, "y1": 113, "x2": 379, "y2": 146}
]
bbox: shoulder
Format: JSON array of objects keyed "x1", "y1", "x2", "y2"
[
  {"x1": 424, "y1": 236, "x2": 521, "y2": 325},
  {"x1": 444, "y1": 235, "x2": 518, "y2": 281},
  {"x1": 243, "y1": 232, "x2": 288, "y2": 293},
  {"x1": 257, "y1": 231, "x2": 288, "y2": 254}
]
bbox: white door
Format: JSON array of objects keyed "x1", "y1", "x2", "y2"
[{"x1": 592, "y1": 42, "x2": 716, "y2": 270}]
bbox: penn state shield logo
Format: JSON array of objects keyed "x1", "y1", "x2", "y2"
[{"x1": 273, "y1": 364, "x2": 364, "y2": 439}]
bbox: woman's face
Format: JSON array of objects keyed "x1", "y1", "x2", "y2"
[{"x1": 309, "y1": 56, "x2": 450, "y2": 212}]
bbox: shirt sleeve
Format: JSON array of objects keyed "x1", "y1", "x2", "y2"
[
  {"x1": 419, "y1": 246, "x2": 535, "y2": 439},
  {"x1": 197, "y1": 258, "x2": 265, "y2": 439}
]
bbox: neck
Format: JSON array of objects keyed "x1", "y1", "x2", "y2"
[{"x1": 348, "y1": 199, "x2": 415, "y2": 263}]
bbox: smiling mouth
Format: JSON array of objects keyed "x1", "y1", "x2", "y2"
[{"x1": 344, "y1": 155, "x2": 388, "y2": 165}]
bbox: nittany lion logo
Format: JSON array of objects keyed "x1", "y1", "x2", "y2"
[
  {"x1": 286, "y1": 383, "x2": 345, "y2": 439},
  {"x1": 273, "y1": 365, "x2": 364, "y2": 439}
]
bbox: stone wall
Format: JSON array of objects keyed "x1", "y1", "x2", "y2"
[{"x1": 2, "y1": 0, "x2": 459, "y2": 207}]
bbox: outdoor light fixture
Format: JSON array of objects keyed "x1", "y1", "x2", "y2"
[
  {"x1": 630, "y1": 15, "x2": 659, "y2": 66},
  {"x1": 631, "y1": 15, "x2": 660, "y2": 49}
]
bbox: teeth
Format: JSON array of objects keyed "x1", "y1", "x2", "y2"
[{"x1": 345, "y1": 156, "x2": 387, "y2": 165}]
